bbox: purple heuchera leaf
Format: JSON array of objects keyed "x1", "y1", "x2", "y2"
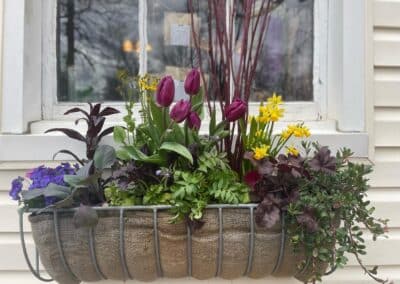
[
  {"x1": 156, "y1": 76, "x2": 175, "y2": 107},
  {"x1": 296, "y1": 208, "x2": 319, "y2": 233},
  {"x1": 170, "y1": 100, "x2": 191, "y2": 123},
  {"x1": 308, "y1": 146, "x2": 336, "y2": 174}
]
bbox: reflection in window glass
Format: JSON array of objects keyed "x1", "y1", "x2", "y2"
[
  {"x1": 146, "y1": 0, "x2": 209, "y2": 100},
  {"x1": 57, "y1": 0, "x2": 139, "y2": 102},
  {"x1": 252, "y1": 0, "x2": 314, "y2": 101},
  {"x1": 57, "y1": 0, "x2": 313, "y2": 103}
]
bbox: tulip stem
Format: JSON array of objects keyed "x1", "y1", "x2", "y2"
[{"x1": 162, "y1": 107, "x2": 167, "y2": 131}]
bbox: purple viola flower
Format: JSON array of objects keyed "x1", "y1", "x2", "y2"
[
  {"x1": 28, "y1": 163, "x2": 78, "y2": 190},
  {"x1": 9, "y1": 177, "x2": 24, "y2": 201}
]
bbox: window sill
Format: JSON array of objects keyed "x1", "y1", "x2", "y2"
[{"x1": 0, "y1": 119, "x2": 370, "y2": 161}]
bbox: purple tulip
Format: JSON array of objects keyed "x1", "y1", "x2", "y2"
[
  {"x1": 187, "y1": 111, "x2": 201, "y2": 130},
  {"x1": 170, "y1": 100, "x2": 191, "y2": 123},
  {"x1": 224, "y1": 98, "x2": 247, "y2": 122},
  {"x1": 184, "y1": 69, "x2": 201, "y2": 95},
  {"x1": 156, "y1": 76, "x2": 175, "y2": 107}
]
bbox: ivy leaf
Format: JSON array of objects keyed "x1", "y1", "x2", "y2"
[{"x1": 160, "y1": 142, "x2": 193, "y2": 164}]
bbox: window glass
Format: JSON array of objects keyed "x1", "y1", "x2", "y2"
[
  {"x1": 57, "y1": 0, "x2": 313, "y2": 102},
  {"x1": 57, "y1": 0, "x2": 139, "y2": 102}
]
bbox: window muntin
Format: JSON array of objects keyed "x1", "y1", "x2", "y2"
[{"x1": 56, "y1": 0, "x2": 314, "y2": 103}]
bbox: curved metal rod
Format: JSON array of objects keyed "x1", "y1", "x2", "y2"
[
  {"x1": 119, "y1": 208, "x2": 132, "y2": 280},
  {"x1": 88, "y1": 227, "x2": 106, "y2": 280},
  {"x1": 186, "y1": 224, "x2": 192, "y2": 277},
  {"x1": 18, "y1": 208, "x2": 53, "y2": 282},
  {"x1": 53, "y1": 211, "x2": 79, "y2": 282},
  {"x1": 324, "y1": 265, "x2": 337, "y2": 276},
  {"x1": 153, "y1": 208, "x2": 163, "y2": 277},
  {"x1": 244, "y1": 206, "x2": 255, "y2": 276},
  {"x1": 272, "y1": 212, "x2": 286, "y2": 274},
  {"x1": 216, "y1": 207, "x2": 224, "y2": 277}
]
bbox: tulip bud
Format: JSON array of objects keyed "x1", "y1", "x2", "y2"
[
  {"x1": 184, "y1": 68, "x2": 201, "y2": 95},
  {"x1": 224, "y1": 98, "x2": 247, "y2": 122},
  {"x1": 187, "y1": 111, "x2": 201, "y2": 130},
  {"x1": 156, "y1": 76, "x2": 175, "y2": 107},
  {"x1": 170, "y1": 100, "x2": 191, "y2": 123}
]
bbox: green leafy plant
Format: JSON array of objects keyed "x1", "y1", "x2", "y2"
[{"x1": 246, "y1": 143, "x2": 390, "y2": 283}]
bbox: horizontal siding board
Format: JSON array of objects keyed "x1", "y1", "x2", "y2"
[
  {"x1": 374, "y1": 40, "x2": 400, "y2": 67},
  {"x1": 375, "y1": 80, "x2": 400, "y2": 106},
  {"x1": 374, "y1": 120, "x2": 400, "y2": 147},
  {"x1": 374, "y1": 1, "x2": 400, "y2": 28}
]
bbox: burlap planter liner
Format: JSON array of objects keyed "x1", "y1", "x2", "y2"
[{"x1": 28, "y1": 208, "x2": 325, "y2": 284}]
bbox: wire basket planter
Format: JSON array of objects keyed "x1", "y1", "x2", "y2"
[{"x1": 19, "y1": 204, "x2": 333, "y2": 284}]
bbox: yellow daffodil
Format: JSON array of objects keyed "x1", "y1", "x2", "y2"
[
  {"x1": 138, "y1": 74, "x2": 158, "y2": 92},
  {"x1": 255, "y1": 130, "x2": 263, "y2": 137},
  {"x1": 267, "y1": 93, "x2": 283, "y2": 105},
  {"x1": 269, "y1": 106, "x2": 284, "y2": 122},
  {"x1": 253, "y1": 144, "x2": 270, "y2": 160},
  {"x1": 286, "y1": 146, "x2": 299, "y2": 156}
]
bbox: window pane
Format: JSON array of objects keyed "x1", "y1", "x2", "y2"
[
  {"x1": 57, "y1": 0, "x2": 139, "y2": 102},
  {"x1": 146, "y1": 0, "x2": 209, "y2": 101},
  {"x1": 251, "y1": 0, "x2": 314, "y2": 101}
]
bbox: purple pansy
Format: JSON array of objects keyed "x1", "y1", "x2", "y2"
[
  {"x1": 9, "y1": 163, "x2": 78, "y2": 206},
  {"x1": 9, "y1": 177, "x2": 24, "y2": 201}
]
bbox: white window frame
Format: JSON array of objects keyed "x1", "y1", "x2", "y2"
[
  {"x1": 0, "y1": 0, "x2": 371, "y2": 160},
  {"x1": 41, "y1": 0, "x2": 326, "y2": 122}
]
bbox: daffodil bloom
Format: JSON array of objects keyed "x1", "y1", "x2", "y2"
[
  {"x1": 255, "y1": 130, "x2": 263, "y2": 137},
  {"x1": 267, "y1": 93, "x2": 283, "y2": 105},
  {"x1": 286, "y1": 146, "x2": 299, "y2": 156},
  {"x1": 269, "y1": 106, "x2": 284, "y2": 122},
  {"x1": 253, "y1": 145, "x2": 270, "y2": 160}
]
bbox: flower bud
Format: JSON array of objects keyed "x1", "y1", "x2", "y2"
[
  {"x1": 184, "y1": 68, "x2": 201, "y2": 95},
  {"x1": 224, "y1": 98, "x2": 247, "y2": 122},
  {"x1": 187, "y1": 111, "x2": 201, "y2": 130},
  {"x1": 170, "y1": 100, "x2": 191, "y2": 123},
  {"x1": 156, "y1": 76, "x2": 175, "y2": 107}
]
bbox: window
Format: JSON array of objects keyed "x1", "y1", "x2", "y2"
[
  {"x1": 55, "y1": 0, "x2": 315, "y2": 104},
  {"x1": 1, "y1": 0, "x2": 370, "y2": 159}
]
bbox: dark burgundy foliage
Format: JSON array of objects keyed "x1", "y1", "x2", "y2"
[
  {"x1": 46, "y1": 103, "x2": 120, "y2": 163},
  {"x1": 296, "y1": 207, "x2": 319, "y2": 233},
  {"x1": 308, "y1": 146, "x2": 336, "y2": 174},
  {"x1": 111, "y1": 161, "x2": 161, "y2": 191},
  {"x1": 247, "y1": 154, "x2": 308, "y2": 228},
  {"x1": 247, "y1": 149, "x2": 337, "y2": 229}
]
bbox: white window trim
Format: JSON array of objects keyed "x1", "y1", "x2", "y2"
[{"x1": 0, "y1": 0, "x2": 372, "y2": 159}]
